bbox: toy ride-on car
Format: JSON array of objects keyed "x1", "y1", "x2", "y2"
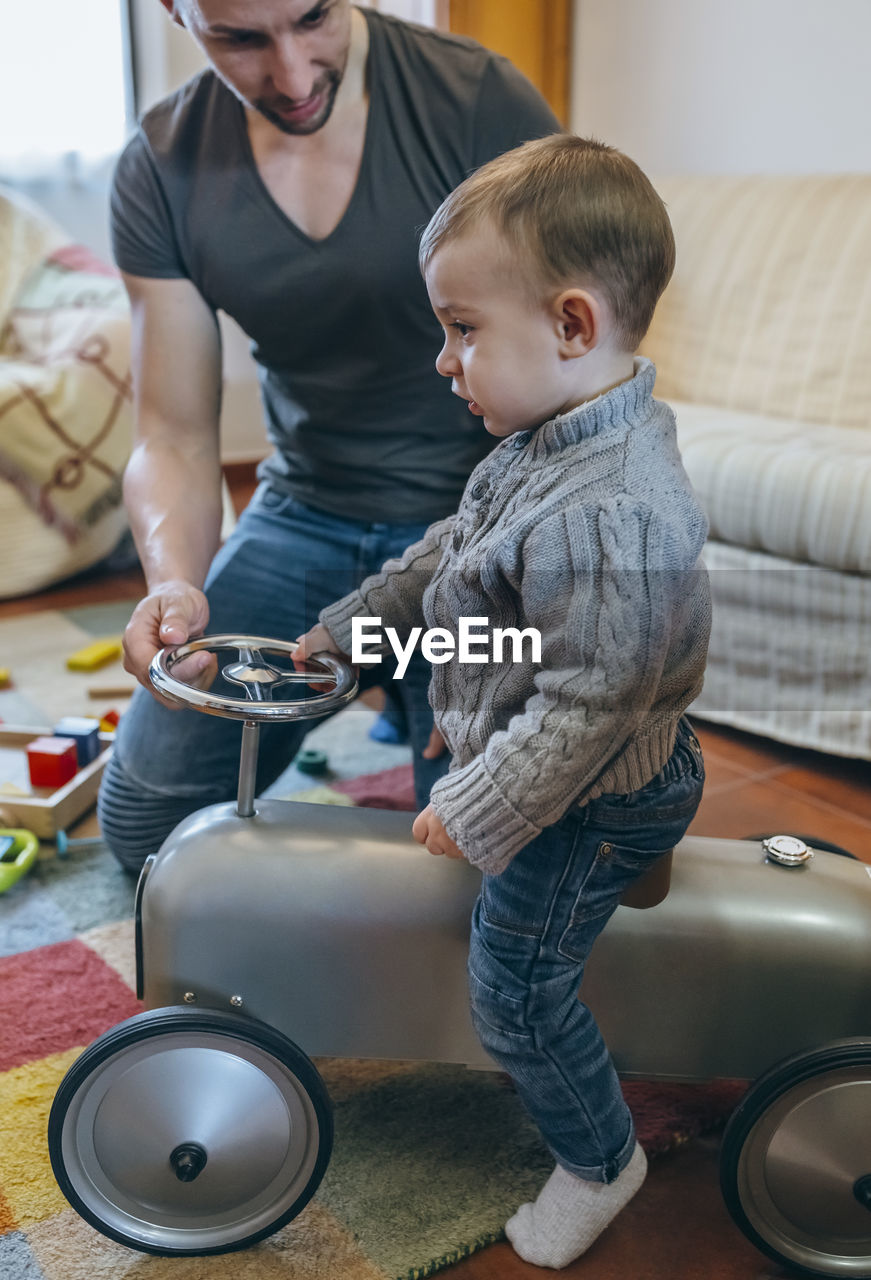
[{"x1": 48, "y1": 635, "x2": 871, "y2": 1275}]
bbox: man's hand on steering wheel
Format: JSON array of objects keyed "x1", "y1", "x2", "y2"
[{"x1": 124, "y1": 579, "x2": 217, "y2": 707}]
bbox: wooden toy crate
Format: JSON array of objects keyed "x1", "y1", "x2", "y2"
[{"x1": 0, "y1": 726, "x2": 112, "y2": 840}]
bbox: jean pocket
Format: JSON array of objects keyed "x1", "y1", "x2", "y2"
[
  {"x1": 250, "y1": 483, "x2": 302, "y2": 517},
  {"x1": 478, "y1": 816, "x2": 582, "y2": 939},
  {"x1": 557, "y1": 839, "x2": 673, "y2": 963}
]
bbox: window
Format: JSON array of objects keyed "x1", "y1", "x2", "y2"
[{"x1": 0, "y1": 0, "x2": 130, "y2": 171}]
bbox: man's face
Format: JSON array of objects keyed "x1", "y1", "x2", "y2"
[{"x1": 174, "y1": 0, "x2": 353, "y2": 135}]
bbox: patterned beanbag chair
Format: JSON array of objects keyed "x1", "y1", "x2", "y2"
[{"x1": 0, "y1": 185, "x2": 133, "y2": 599}]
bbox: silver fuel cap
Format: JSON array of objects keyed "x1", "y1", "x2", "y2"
[{"x1": 763, "y1": 834, "x2": 815, "y2": 866}]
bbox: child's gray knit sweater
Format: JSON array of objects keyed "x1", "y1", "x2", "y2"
[{"x1": 321, "y1": 359, "x2": 710, "y2": 874}]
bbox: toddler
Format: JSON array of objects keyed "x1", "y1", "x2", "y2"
[{"x1": 297, "y1": 134, "x2": 710, "y2": 1268}]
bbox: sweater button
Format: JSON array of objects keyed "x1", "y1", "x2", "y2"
[
  {"x1": 470, "y1": 481, "x2": 487, "y2": 500},
  {"x1": 452, "y1": 529, "x2": 463, "y2": 550}
]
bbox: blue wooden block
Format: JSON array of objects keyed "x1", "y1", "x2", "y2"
[{"x1": 53, "y1": 716, "x2": 102, "y2": 767}]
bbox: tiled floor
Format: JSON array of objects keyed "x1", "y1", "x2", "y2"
[
  {"x1": 690, "y1": 720, "x2": 871, "y2": 858},
  {"x1": 5, "y1": 463, "x2": 870, "y2": 1278}
]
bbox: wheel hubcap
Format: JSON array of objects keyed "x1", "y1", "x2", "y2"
[
  {"x1": 739, "y1": 1069, "x2": 871, "y2": 1271},
  {"x1": 61, "y1": 1032, "x2": 321, "y2": 1250}
]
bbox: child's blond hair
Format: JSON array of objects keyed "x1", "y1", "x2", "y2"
[{"x1": 419, "y1": 134, "x2": 675, "y2": 350}]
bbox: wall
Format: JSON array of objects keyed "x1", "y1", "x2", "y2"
[{"x1": 571, "y1": 0, "x2": 871, "y2": 176}]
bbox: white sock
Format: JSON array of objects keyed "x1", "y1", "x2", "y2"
[{"x1": 505, "y1": 1141, "x2": 647, "y2": 1269}]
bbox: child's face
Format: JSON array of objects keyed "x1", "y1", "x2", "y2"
[{"x1": 425, "y1": 233, "x2": 568, "y2": 438}]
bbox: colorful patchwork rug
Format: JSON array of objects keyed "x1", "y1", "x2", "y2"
[{"x1": 0, "y1": 833, "x2": 748, "y2": 1280}]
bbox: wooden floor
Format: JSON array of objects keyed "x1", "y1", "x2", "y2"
[{"x1": 4, "y1": 462, "x2": 870, "y2": 1278}]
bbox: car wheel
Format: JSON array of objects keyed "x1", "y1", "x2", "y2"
[
  {"x1": 721, "y1": 1038, "x2": 871, "y2": 1277},
  {"x1": 48, "y1": 1006, "x2": 332, "y2": 1255}
]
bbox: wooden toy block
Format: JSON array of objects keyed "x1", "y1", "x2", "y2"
[
  {"x1": 87, "y1": 684, "x2": 136, "y2": 699},
  {"x1": 27, "y1": 736, "x2": 78, "y2": 789},
  {"x1": 54, "y1": 716, "x2": 102, "y2": 766},
  {"x1": 0, "y1": 667, "x2": 11, "y2": 688},
  {"x1": 66, "y1": 637, "x2": 123, "y2": 672},
  {"x1": 0, "y1": 726, "x2": 114, "y2": 839}
]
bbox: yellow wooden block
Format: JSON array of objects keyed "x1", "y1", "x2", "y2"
[
  {"x1": 65, "y1": 637, "x2": 122, "y2": 672},
  {"x1": 0, "y1": 667, "x2": 10, "y2": 687},
  {"x1": 0, "y1": 781, "x2": 28, "y2": 796}
]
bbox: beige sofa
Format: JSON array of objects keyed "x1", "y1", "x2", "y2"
[{"x1": 642, "y1": 175, "x2": 871, "y2": 759}]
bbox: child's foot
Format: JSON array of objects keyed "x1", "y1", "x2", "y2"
[{"x1": 505, "y1": 1141, "x2": 647, "y2": 1269}]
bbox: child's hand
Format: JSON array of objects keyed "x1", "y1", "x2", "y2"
[
  {"x1": 412, "y1": 804, "x2": 465, "y2": 859},
  {"x1": 294, "y1": 624, "x2": 349, "y2": 691}
]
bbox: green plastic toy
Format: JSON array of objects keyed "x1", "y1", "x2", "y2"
[
  {"x1": 0, "y1": 828, "x2": 40, "y2": 893},
  {"x1": 294, "y1": 748, "x2": 329, "y2": 776}
]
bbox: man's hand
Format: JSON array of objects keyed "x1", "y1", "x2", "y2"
[
  {"x1": 123, "y1": 579, "x2": 215, "y2": 706},
  {"x1": 412, "y1": 803, "x2": 465, "y2": 859}
]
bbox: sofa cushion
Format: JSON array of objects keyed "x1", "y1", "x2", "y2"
[
  {"x1": 644, "y1": 175, "x2": 871, "y2": 433},
  {"x1": 0, "y1": 184, "x2": 68, "y2": 324},
  {"x1": 0, "y1": 474, "x2": 130, "y2": 600},
  {"x1": 672, "y1": 400, "x2": 871, "y2": 573},
  {"x1": 0, "y1": 243, "x2": 132, "y2": 544}
]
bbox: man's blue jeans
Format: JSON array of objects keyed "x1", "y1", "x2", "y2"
[
  {"x1": 467, "y1": 718, "x2": 705, "y2": 1183},
  {"x1": 98, "y1": 485, "x2": 448, "y2": 872}
]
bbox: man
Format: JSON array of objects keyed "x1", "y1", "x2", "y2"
[{"x1": 98, "y1": 0, "x2": 560, "y2": 871}]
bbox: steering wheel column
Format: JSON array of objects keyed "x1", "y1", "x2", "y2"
[{"x1": 149, "y1": 636, "x2": 358, "y2": 817}]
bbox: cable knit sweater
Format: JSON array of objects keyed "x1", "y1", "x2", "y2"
[{"x1": 321, "y1": 359, "x2": 711, "y2": 874}]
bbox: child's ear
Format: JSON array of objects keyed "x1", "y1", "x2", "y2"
[{"x1": 552, "y1": 289, "x2": 600, "y2": 357}]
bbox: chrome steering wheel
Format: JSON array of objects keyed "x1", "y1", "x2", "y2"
[
  {"x1": 149, "y1": 635, "x2": 357, "y2": 721},
  {"x1": 148, "y1": 635, "x2": 358, "y2": 817}
]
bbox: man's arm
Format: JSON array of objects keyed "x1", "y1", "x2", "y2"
[{"x1": 121, "y1": 272, "x2": 225, "y2": 693}]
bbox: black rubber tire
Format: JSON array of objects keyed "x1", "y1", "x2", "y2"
[
  {"x1": 721, "y1": 1038, "x2": 871, "y2": 1278},
  {"x1": 48, "y1": 1006, "x2": 332, "y2": 1256}
]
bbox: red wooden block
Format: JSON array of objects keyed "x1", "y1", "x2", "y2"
[{"x1": 26, "y1": 735, "x2": 78, "y2": 789}]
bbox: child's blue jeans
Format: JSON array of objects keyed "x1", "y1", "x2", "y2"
[{"x1": 467, "y1": 717, "x2": 705, "y2": 1183}]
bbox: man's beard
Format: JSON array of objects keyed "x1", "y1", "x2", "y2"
[{"x1": 253, "y1": 68, "x2": 343, "y2": 136}]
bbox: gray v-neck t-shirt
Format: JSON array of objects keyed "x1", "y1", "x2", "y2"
[{"x1": 111, "y1": 9, "x2": 560, "y2": 524}]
